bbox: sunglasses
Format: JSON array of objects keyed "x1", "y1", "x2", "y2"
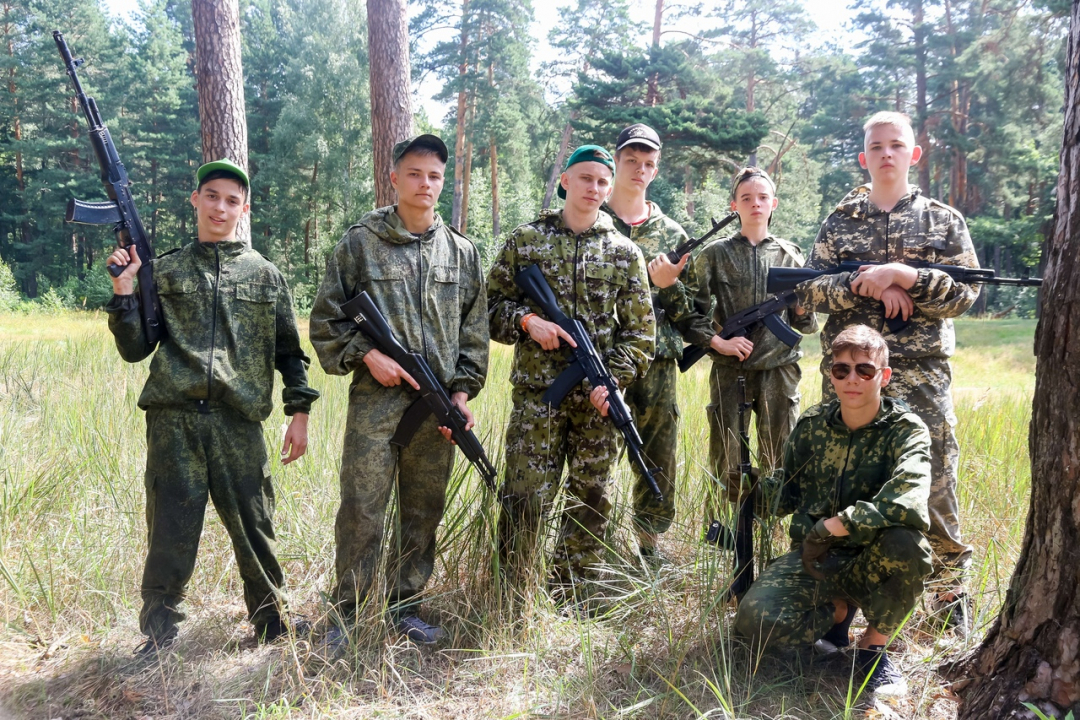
[{"x1": 830, "y1": 362, "x2": 884, "y2": 381}]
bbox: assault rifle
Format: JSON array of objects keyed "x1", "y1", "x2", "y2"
[
  {"x1": 768, "y1": 261, "x2": 1043, "y2": 332},
  {"x1": 340, "y1": 292, "x2": 498, "y2": 491},
  {"x1": 664, "y1": 212, "x2": 740, "y2": 263},
  {"x1": 53, "y1": 31, "x2": 165, "y2": 345},
  {"x1": 678, "y1": 290, "x2": 802, "y2": 373},
  {"x1": 729, "y1": 376, "x2": 756, "y2": 600},
  {"x1": 514, "y1": 264, "x2": 664, "y2": 502}
]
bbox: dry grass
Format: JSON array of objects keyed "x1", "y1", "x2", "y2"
[{"x1": 0, "y1": 313, "x2": 1035, "y2": 719}]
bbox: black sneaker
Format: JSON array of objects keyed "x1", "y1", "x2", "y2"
[
  {"x1": 256, "y1": 615, "x2": 312, "y2": 643},
  {"x1": 814, "y1": 603, "x2": 857, "y2": 656},
  {"x1": 856, "y1": 646, "x2": 908, "y2": 697},
  {"x1": 931, "y1": 593, "x2": 970, "y2": 637},
  {"x1": 133, "y1": 628, "x2": 178, "y2": 658},
  {"x1": 394, "y1": 614, "x2": 445, "y2": 645}
]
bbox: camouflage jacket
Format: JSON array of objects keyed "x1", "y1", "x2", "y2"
[
  {"x1": 761, "y1": 396, "x2": 932, "y2": 549},
  {"x1": 105, "y1": 240, "x2": 319, "y2": 422},
  {"x1": 487, "y1": 209, "x2": 655, "y2": 391},
  {"x1": 308, "y1": 206, "x2": 488, "y2": 399},
  {"x1": 799, "y1": 185, "x2": 979, "y2": 360},
  {"x1": 685, "y1": 232, "x2": 818, "y2": 371},
  {"x1": 602, "y1": 201, "x2": 695, "y2": 360}
]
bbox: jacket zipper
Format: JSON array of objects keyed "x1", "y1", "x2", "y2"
[
  {"x1": 417, "y1": 238, "x2": 427, "y2": 357},
  {"x1": 205, "y1": 244, "x2": 221, "y2": 408}
]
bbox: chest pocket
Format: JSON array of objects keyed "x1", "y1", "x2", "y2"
[
  {"x1": 431, "y1": 264, "x2": 461, "y2": 313},
  {"x1": 156, "y1": 273, "x2": 200, "y2": 295},
  {"x1": 233, "y1": 282, "x2": 279, "y2": 335},
  {"x1": 362, "y1": 267, "x2": 410, "y2": 318},
  {"x1": 836, "y1": 231, "x2": 876, "y2": 262},
  {"x1": 904, "y1": 229, "x2": 948, "y2": 263},
  {"x1": 236, "y1": 282, "x2": 279, "y2": 303}
]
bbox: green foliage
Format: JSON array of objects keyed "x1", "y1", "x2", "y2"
[{"x1": 0, "y1": 259, "x2": 19, "y2": 311}]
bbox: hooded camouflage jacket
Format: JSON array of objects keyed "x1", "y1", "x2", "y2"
[
  {"x1": 685, "y1": 232, "x2": 818, "y2": 371},
  {"x1": 308, "y1": 206, "x2": 488, "y2": 398},
  {"x1": 762, "y1": 396, "x2": 932, "y2": 549},
  {"x1": 106, "y1": 240, "x2": 319, "y2": 422},
  {"x1": 602, "y1": 201, "x2": 695, "y2": 360},
  {"x1": 487, "y1": 209, "x2": 655, "y2": 391},
  {"x1": 799, "y1": 185, "x2": 979, "y2": 360}
]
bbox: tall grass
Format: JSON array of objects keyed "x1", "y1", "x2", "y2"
[{"x1": 0, "y1": 313, "x2": 1035, "y2": 719}]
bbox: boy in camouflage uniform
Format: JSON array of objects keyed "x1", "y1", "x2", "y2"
[
  {"x1": 796, "y1": 112, "x2": 978, "y2": 631},
  {"x1": 309, "y1": 135, "x2": 489, "y2": 645},
  {"x1": 106, "y1": 159, "x2": 320, "y2": 654},
  {"x1": 601, "y1": 123, "x2": 694, "y2": 561},
  {"x1": 683, "y1": 167, "x2": 817, "y2": 527},
  {"x1": 488, "y1": 145, "x2": 655, "y2": 599},
  {"x1": 734, "y1": 325, "x2": 933, "y2": 698}
]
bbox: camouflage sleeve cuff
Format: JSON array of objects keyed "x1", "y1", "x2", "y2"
[
  {"x1": 655, "y1": 282, "x2": 684, "y2": 311},
  {"x1": 342, "y1": 331, "x2": 376, "y2": 370},
  {"x1": 283, "y1": 385, "x2": 320, "y2": 416},
  {"x1": 105, "y1": 293, "x2": 138, "y2": 312},
  {"x1": 449, "y1": 379, "x2": 480, "y2": 398},
  {"x1": 905, "y1": 268, "x2": 936, "y2": 302}
]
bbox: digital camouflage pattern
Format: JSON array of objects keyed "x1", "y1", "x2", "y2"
[
  {"x1": 602, "y1": 201, "x2": 693, "y2": 361},
  {"x1": 106, "y1": 240, "x2": 319, "y2": 641},
  {"x1": 682, "y1": 233, "x2": 816, "y2": 511},
  {"x1": 761, "y1": 397, "x2": 932, "y2": 546},
  {"x1": 309, "y1": 206, "x2": 488, "y2": 614},
  {"x1": 797, "y1": 184, "x2": 979, "y2": 361},
  {"x1": 734, "y1": 396, "x2": 934, "y2": 646},
  {"x1": 685, "y1": 233, "x2": 818, "y2": 370},
  {"x1": 487, "y1": 209, "x2": 655, "y2": 390},
  {"x1": 603, "y1": 201, "x2": 692, "y2": 536},
  {"x1": 798, "y1": 184, "x2": 978, "y2": 575},
  {"x1": 309, "y1": 206, "x2": 488, "y2": 397},
  {"x1": 331, "y1": 374, "x2": 456, "y2": 611},
  {"x1": 705, "y1": 363, "x2": 800, "y2": 509},
  {"x1": 734, "y1": 527, "x2": 932, "y2": 645},
  {"x1": 488, "y1": 210, "x2": 654, "y2": 587},
  {"x1": 498, "y1": 386, "x2": 620, "y2": 586},
  {"x1": 624, "y1": 358, "x2": 679, "y2": 534},
  {"x1": 821, "y1": 356, "x2": 969, "y2": 579},
  {"x1": 107, "y1": 239, "x2": 319, "y2": 420},
  {"x1": 140, "y1": 407, "x2": 285, "y2": 640}
]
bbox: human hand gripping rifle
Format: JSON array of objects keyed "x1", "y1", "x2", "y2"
[
  {"x1": 768, "y1": 261, "x2": 1043, "y2": 332},
  {"x1": 678, "y1": 290, "x2": 802, "y2": 372},
  {"x1": 53, "y1": 31, "x2": 164, "y2": 345},
  {"x1": 340, "y1": 292, "x2": 498, "y2": 491},
  {"x1": 514, "y1": 265, "x2": 664, "y2": 503}
]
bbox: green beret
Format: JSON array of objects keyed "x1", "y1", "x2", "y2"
[{"x1": 558, "y1": 145, "x2": 615, "y2": 199}]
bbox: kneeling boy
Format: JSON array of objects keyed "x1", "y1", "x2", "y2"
[{"x1": 733, "y1": 325, "x2": 932, "y2": 697}]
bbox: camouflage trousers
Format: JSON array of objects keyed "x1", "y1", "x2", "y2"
[
  {"x1": 734, "y1": 527, "x2": 933, "y2": 648},
  {"x1": 498, "y1": 385, "x2": 620, "y2": 588},
  {"x1": 625, "y1": 357, "x2": 679, "y2": 535},
  {"x1": 821, "y1": 355, "x2": 972, "y2": 584},
  {"x1": 706, "y1": 363, "x2": 801, "y2": 516},
  {"x1": 140, "y1": 406, "x2": 285, "y2": 641},
  {"x1": 333, "y1": 376, "x2": 456, "y2": 616}
]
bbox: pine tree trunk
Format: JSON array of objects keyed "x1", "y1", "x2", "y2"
[
  {"x1": 367, "y1": 0, "x2": 412, "y2": 208},
  {"x1": 646, "y1": 0, "x2": 662, "y2": 106},
  {"x1": 913, "y1": 0, "x2": 931, "y2": 195},
  {"x1": 192, "y1": 0, "x2": 250, "y2": 245},
  {"x1": 490, "y1": 135, "x2": 500, "y2": 239},
  {"x1": 542, "y1": 120, "x2": 574, "y2": 210},
  {"x1": 461, "y1": 96, "x2": 476, "y2": 234},
  {"x1": 451, "y1": 0, "x2": 469, "y2": 229},
  {"x1": 952, "y1": 3, "x2": 1080, "y2": 716}
]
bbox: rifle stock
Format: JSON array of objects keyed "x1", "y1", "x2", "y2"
[
  {"x1": 340, "y1": 292, "x2": 498, "y2": 491},
  {"x1": 514, "y1": 264, "x2": 664, "y2": 503}
]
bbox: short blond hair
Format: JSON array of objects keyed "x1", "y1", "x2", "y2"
[
  {"x1": 832, "y1": 324, "x2": 889, "y2": 366},
  {"x1": 863, "y1": 111, "x2": 914, "y2": 135}
]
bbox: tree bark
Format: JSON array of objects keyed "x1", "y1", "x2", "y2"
[
  {"x1": 646, "y1": 0, "x2": 662, "y2": 106},
  {"x1": 953, "y1": 2, "x2": 1080, "y2": 717},
  {"x1": 913, "y1": 0, "x2": 931, "y2": 195},
  {"x1": 461, "y1": 95, "x2": 476, "y2": 234},
  {"x1": 367, "y1": 0, "x2": 413, "y2": 208},
  {"x1": 452, "y1": 0, "x2": 469, "y2": 229},
  {"x1": 192, "y1": 0, "x2": 250, "y2": 245},
  {"x1": 542, "y1": 119, "x2": 574, "y2": 210}
]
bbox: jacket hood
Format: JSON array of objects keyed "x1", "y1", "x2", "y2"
[
  {"x1": 360, "y1": 205, "x2": 445, "y2": 245},
  {"x1": 834, "y1": 184, "x2": 923, "y2": 220},
  {"x1": 539, "y1": 207, "x2": 617, "y2": 236}
]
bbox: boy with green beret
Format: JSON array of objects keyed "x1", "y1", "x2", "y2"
[
  {"x1": 487, "y1": 145, "x2": 655, "y2": 601},
  {"x1": 106, "y1": 158, "x2": 320, "y2": 654}
]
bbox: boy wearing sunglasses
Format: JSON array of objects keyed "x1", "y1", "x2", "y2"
[
  {"x1": 733, "y1": 324, "x2": 933, "y2": 697},
  {"x1": 795, "y1": 112, "x2": 979, "y2": 633}
]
